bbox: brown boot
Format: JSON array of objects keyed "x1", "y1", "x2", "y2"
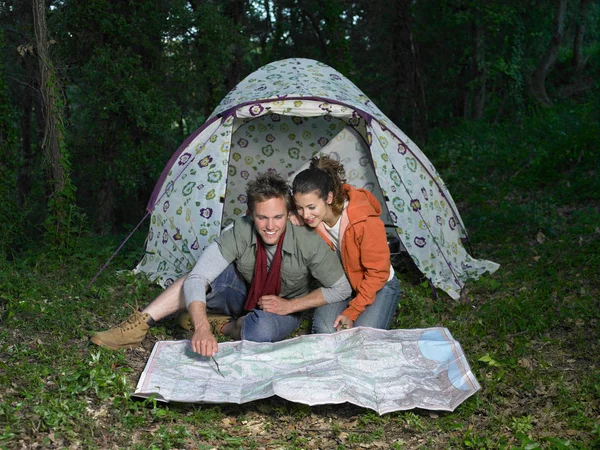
[
  {"x1": 208, "y1": 314, "x2": 233, "y2": 335},
  {"x1": 177, "y1": 311, "x2": 232, "y2": 334},
  {"x1": 177, "y1": 311, "x2": 194, "y2": 331},
  {"x1": 90, "y1": 311, "x2": 152, "y2": 349}
]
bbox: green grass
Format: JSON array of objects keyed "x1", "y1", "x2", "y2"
[{"x1": 1, "y1": 102, "x2": 599, "y2": 448}]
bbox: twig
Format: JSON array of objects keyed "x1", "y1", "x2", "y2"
[
  {"x1": 299, "y1": 428, "x2": 373, "y2": 433},
  {"x1": 510, "y1": 159, "x2": 533, "y2": 179}
]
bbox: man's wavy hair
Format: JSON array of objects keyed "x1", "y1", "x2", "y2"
[{"x1": 246, "y1": 172, "x2": 293, "y2": 215}]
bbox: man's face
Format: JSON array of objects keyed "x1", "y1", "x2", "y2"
[{"x1": 252, "y1": 197, "x2": 288, "y2": 245}]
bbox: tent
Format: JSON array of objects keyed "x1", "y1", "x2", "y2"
[{"x1": 133, "y1": 58, "x2": 499, "y2": 299}]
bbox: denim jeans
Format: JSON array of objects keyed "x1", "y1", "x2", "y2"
[
  {"x1": 206, "y1": 263, "x2": 301, "y2": 342},
  {"x1": 312, "y1": 275, "x2": 401, "y2": 334}
]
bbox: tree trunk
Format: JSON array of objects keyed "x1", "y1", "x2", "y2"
[
  {"x1": 471, "y1": 19, "x2": 486, "y2": 120},
  {"x1": 14, "y1": 4, "x2": 37, "y2": 209},
  {"x1": 259, "y1": 0, "x2": 271, "y2": 61},
  {"x1": 558, "y1": 0, "x2": 593, "y2": 99},
  {"x1": 301, "y1": 8, "x2": 329, "y2": 57},
  {"x1": 96, "y1": 175, "x2": 116, "y2": 235},
  {"x1": 319, "y1": 0, "x2": 351, "y2": 73},
  {"x1": 33, "y1": 0, "x2": 76, "y2": 239},
  {"x1": 288, "y1": 2, "x2": 304, "y2": 55},
  {"x1": 16, "y1": 53, "x2": 34, "y2": 208},
  {"x1": 494, "y1": 89, "x2": 510, "y2": 123},
  {"x1": 225, "y1": 0, "x2": 245, "y2": 91},
  {"x1": 392, "y1": 0, "x2": 428, "y2": 141},
  {"x1": 573, "y1": 0, "x2": 591, "y2": 75},
  {"x1": 529, "y1": 0, "x2": 567, "y2": 107},
  {"x1": 271, "y1": 0, "x2": 285, "y2": 57},
  {"x1": 34, "y1": 0, "x2": 66, "y2": 192}
]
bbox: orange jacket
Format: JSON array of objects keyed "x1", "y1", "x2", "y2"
[{"x1": 315, "y1": 184, "x2": 391, "y2": 321}]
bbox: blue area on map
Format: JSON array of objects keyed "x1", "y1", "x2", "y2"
[{"x1": 418, "y1": 330, "x2": 470, "y2": 391}]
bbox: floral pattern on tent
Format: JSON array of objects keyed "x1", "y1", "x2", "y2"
[
  {"x1": 222, "y1": 113, "x2": 389, "y2": 229},
  {"x1": 135, "y1": 59, "x2": 499, "y2": 298},
  {"x1": 136, "y1": 116, "x2": 233, "y2": 286}
]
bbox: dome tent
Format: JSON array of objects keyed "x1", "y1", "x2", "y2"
[{"x1": 134, "y1": 58, "x2": 499, "y2": 299}]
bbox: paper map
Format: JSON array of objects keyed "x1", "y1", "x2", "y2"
[{"x1": 133, "y1": 327, "x2": 480, "y2": 414}]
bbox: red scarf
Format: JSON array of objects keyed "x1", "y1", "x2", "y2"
[{"x1": 244, "y1": 230, "x2": 286, "y2": 311}]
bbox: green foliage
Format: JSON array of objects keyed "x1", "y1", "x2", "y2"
[
  {"x1": 53, "y1": 0, "x2": 182, "y2": 230},
  {"x1": 0, "y1": 30, "x2": 25, "y2": 257},
  {"x1": 3, "y1": 97, "x2": 599, "y2": 446},
  {"x1": 426, "y1": 99, "x2": 600, "y2": 244},
  {"x1": 3, "y1": 0, "x2": 600, "y2": 242},
  {"x1": 0, "y1": 131, "x2": 600, "y2": 449},
  {"x1": 48, "y1": 0, "x2": 253, "y2": 232},
  {"x1": 165, "y1": 1, "x2": 246, "y2": 123},
  {"x1": 0, "y1": 3, "x2": 599, "y2": 446},
  {"x1": 413, "y1": 0, "x2": 535, "y2": 123},
  {"x1": 40, "y1": 65, "x2": 85, "y2": 253}
]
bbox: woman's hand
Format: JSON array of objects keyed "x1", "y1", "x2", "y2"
[
  {"x1": 258, "y1": 295, "x2": 292, "y2": 315},
  {"x1": 333, "y1": 314, "x2": 354, "y2": 331},
  {"x1": 288, "y1": 210, "x2": 305, "y2": 226}
]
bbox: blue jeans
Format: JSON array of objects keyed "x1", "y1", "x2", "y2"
[
  {"x1": 312, "y1": 275, "x2": 401, "y2": 334},
  {"x1": 206, "y1": 264, "x2": 301, "y2": 342}
]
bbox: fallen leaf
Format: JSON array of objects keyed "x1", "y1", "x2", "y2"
[
  {"x1": 221, "y1": 418, "x2": 232, "y2": 427},
  {"x1": 518, "y1": 358, "x2": 534, "y2": 370},
  {"x1": 536, "y1": 231, "x2": 546, "y2": 244}
]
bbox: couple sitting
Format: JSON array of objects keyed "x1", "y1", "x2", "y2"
[{"x1": 90, "y1": 156, "x2": 401, "y2": 357}]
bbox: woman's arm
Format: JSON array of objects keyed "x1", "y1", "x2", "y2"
[{"x1": 342, "y1": 217, "x2": 391, "y2": 321}]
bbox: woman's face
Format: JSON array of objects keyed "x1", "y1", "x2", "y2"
[{"x1": 293, "y1": 190, "x2": 334, "y2": 227}]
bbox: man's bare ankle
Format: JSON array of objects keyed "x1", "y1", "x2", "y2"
[
  {"x1": 221, "y1": 321, "x2": 234, "y2": 336},
  {"x1": 140, "y1": 309, "x2": 157, "y2": 326}
]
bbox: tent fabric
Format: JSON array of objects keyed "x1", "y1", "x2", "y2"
[{"x1": 134, "y1": 58, "x2": 499, "y2": 299}]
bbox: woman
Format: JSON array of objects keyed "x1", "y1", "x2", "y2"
[{"x1": 292, "y1": 156, "x2": 401, "y2": 333}]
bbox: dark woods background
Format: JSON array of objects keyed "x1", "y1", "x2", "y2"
[{"x1": 1, "y1": 0, "x2": 598, "y2": 255}]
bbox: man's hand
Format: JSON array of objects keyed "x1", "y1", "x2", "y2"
[
  {"x1": 190, "y1": 325, "x2": 218, "y2": 357},
  {"x1": 258, "y1": 295, "x2": 291, "y2": 315},
  {"x1": 333, "y1": 314, "x2": 353, "y2": 331},
  {"x1": 188, "y1": 301, "x2": 218, "y2": 356}
]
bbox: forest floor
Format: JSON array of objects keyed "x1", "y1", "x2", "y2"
[
  {"x1": 2, "y1": 213, "x2": 598, "y2": 449},
  {"x1": 2, "y1": 111, "x2": 599, "y2": 449},
  {"x1": 2, "y1": 195, "x2": 598, "y2": 449}
]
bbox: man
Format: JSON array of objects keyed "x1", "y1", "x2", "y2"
[{"x1": 90, "y1": 172, "x2": 351, "y2": 356}]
